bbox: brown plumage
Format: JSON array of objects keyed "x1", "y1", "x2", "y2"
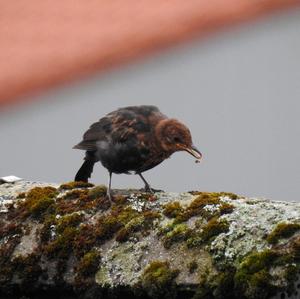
[{"x1": 73, "y1": 105, "x2": 202, "y2": 201}]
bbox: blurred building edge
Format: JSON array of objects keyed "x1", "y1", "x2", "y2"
[{"x1": 0, "y1": 0, "x2": 299, "y2": 108}]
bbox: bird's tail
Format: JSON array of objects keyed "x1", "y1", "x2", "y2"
[{"x1": 75, "y1": 155, "x2": 96, "y2": 182}]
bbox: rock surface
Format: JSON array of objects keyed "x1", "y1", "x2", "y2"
[{"x1": 0, "y1": 180, "x2": 300, "y2": 299}]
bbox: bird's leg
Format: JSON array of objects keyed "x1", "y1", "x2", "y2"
[
  {"x1": 138, "y1": 173, "x2": 154, "y2": 193},
  {"x1": 107, "y1": 171, "x2": 113, "y2": 203}
]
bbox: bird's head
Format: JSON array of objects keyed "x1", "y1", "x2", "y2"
[{"x1": 156, "y1": 119, "x2": 202, "y2": 161}]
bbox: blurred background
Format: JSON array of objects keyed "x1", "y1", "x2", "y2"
[{"x1": 0, "y1": 1, "x2": 299, "y2": 202}]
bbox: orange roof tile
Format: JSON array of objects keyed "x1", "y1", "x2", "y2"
[{"x1": 0, "y1": 0, "x2": 299, "y2": 107}]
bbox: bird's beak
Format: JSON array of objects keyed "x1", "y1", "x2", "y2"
[{"x1": 185, "y1": 145, "x2": 202, "y2": 160}]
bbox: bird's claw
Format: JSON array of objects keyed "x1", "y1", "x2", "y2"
[
  {"x1": 140, "y1": 186, "x2": 163, "y2": 193},
  {"x1": 106, "y1": 191, "x2": 114, "y2": 205}
]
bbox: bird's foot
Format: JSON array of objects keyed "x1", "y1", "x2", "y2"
[
  {"x1": 106, "y1": 190, "x2": 114, "y2": 205},
  {"x1": 140, "y1": 185, "x2": 163, "y2": 193}
]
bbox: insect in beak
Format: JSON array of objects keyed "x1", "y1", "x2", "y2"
[{"x1": 185, "y1": 145, "x2": 202, "y2": 162}]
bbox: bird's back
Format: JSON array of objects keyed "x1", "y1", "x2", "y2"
[{"x1": 73, "y1": 105, "x2": 167, "y2": 173}]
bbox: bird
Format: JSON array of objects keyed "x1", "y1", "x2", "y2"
[{"x1": 73, "y1": 105, "x2": 202, "y2": 201}]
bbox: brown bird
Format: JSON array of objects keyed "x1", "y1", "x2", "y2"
[{"x1": 73, "y1": 105, "x2": 202, "y2": 201}]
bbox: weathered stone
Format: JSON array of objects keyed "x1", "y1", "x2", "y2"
[{"x1": 0, "y1": 180, "x2": 299, "y2": 299}]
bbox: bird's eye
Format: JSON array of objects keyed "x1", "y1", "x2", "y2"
[{"x1": 173, "y1": 137, "x2": 181, "y2": 143}]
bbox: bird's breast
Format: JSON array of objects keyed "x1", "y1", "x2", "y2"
[{"x1": 95, "y1": 137, "x2": 167, "y2": 174}]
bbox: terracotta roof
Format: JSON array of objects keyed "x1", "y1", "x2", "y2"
[{"x1": 0, "y1": 0, "x2": 299, "y2": 107}]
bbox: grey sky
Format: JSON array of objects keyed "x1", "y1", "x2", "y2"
[{"x1": 1, "y1": 9, "x2": 300, "y2": 201}]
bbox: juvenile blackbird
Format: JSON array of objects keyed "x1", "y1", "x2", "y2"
[{"x1": 73, "y1": 105, "x2": 202, "y2": 201}]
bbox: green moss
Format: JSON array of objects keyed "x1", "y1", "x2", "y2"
[
  {"x1": 201, "y1": 218, "x2": 229, "y2": 242},
  {"x1": 189, "y1": 191, "x2": 239, "y2": 200},
  {"x1": 11, "y1": 253, "x2": 43, "y2": 288},
  {"x1": 26, "y1": 186, "x2": 57, "y2": 201},
  {"x1": 98, "y1": 207, "x2": 160, "y2": 243},
  {"x1": 163, "y1": 201, "x2": 183, "y2": 218},
  {"x1": 285, "y1": 264, "x2": 299, "y2": 296},
  {"x1": 238, "y1": 250, "x2": 278, "y2": 275},
  {"x1": 39, "y1": 212, "x2": 83, "y2": 245},
  {"x1": 116, "y1": 210, "x2": 161, "y2": 242},
  {"x1": 71, "y1": 207, "x2": 160, "y2": 257},
  {"x1": 56, "y1": 207, "x2": 138, "y2": 257},
  {"x1": 267, "y1": 222, "x2": 300, "y2": 244},
  {"x1": 141, "y1": 261, "x2": 179, "y2": 298},
  {"x1": 136, "y1": 192, "x2": 157, "y2": 201},
  {"x1": 15, "y1": 186, "x2": 58, "y2": 220},
  {"x1": 0, "y1": 236, "x2": 21, "y2": 285},
  {"x1": 194, "y1": 248, "x2": 297, "y2": 299},
  {"x1": 218, "y1": 192, "x2": 239, "y2": 200},
  {"x1": 162, "y1": 223, "x2": 191, "y2": 249},
  {"x1": 187, "y1": 218, "x2": 229, "y2": 248},
  {"x1": 76, "y1": 206, "x2": 137, "y2": 246},
  {"x1": 44, "y1": 227, "x2": 78, "y2": 258},
  {"x1": 29, "y1": 198, "x2": 55, "y2": 219},
  {"x1": 214, "y1": 269, "x2": 236, "y2": 299},
  {"x1": 56, "y1": 213, "x2": 83, "y2": 233},
  {"x1": 56, "y1": 187, "x2": 110, "y2": 215},
  {"x1": 246, "y1": 269, "x2": 275, "y2": 299},
  {"x1": 143, "y1": 210, "x2": 161, "y2": 221},
  {"x1": 88, "y1": 185, "x2": 107, "y2": 199},
  {"x1": 0, "y1": 241, "x2": 44, "y2": 291},
  {"x1": 55, "y1": 197, "x2": 79, "y2": 215},
  {"x1": 0, "y1": 222, "x2": 22, "y2": 238},
  {"x1": 39, "y1": 215, "x2": 56, "y2": 242},
  {"x1": 219, "y1": 203, "x2": 235, "y2": 215},
  {"x1": 234, "y1": 250, "x2": 279, "y2": 299},
  {"x1": 186, "y1": 193, "x2": 221, "y2": 217},
  {"x1": 73, "y1": 224, "x2": 99, "y2": 258},
  {"x1": 96, "y1": 212, "x2": 128, "y2": 241},
  {"x1": 172, "y1": 193, "x2": 235, "y2": 223},
  {"x1": 292, "y1": 237, "x2": 300, "y2": 261},
  {"x1": 193, "y1": 273, "x2": 211, "y2": 299},
  {"x1": 193, "y1": 268, "x2": 236, "y2": 299},
  {"x1": 188, "y1": 260, "x2": 198, "y2": 274},
  {"x1": 76, "y1": 250, "x2": 101, "y2": 277},
  {"x1": 62, "y1": 188, "x2": 105, "y2": 204},
  {"x1": 59, "y1": 181, "x2": 94, "y2": 190},
  {"x1": 273, "y1": 254, "x2": 294, "y2": 267},
  {"x1": 62, "y1": 189, "x2": 89, "y2": 200},
  {"x1": 113, "y1": 194, "x2": 129, "y2": 205},
  {"x1": 115, "y1": 216, "x2": 144, "y2": 242},
  {"x1": 17, "y1": 192, "x2": 26, "y2": 199}
]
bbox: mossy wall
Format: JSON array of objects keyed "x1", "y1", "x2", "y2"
[{"x1": 0, "y1": 180, "x2": 300, "y2": 299}]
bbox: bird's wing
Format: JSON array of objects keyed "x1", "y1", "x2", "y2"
[
  {"x1": 73, "y1": 117, "x2": 111, "y2": 150},
  {"x1": 73, "y1": 106, "x2": 166, "y2": 150},
  {"x1": 109, "y1": 109, "x2": 149, "y2": 143}
]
